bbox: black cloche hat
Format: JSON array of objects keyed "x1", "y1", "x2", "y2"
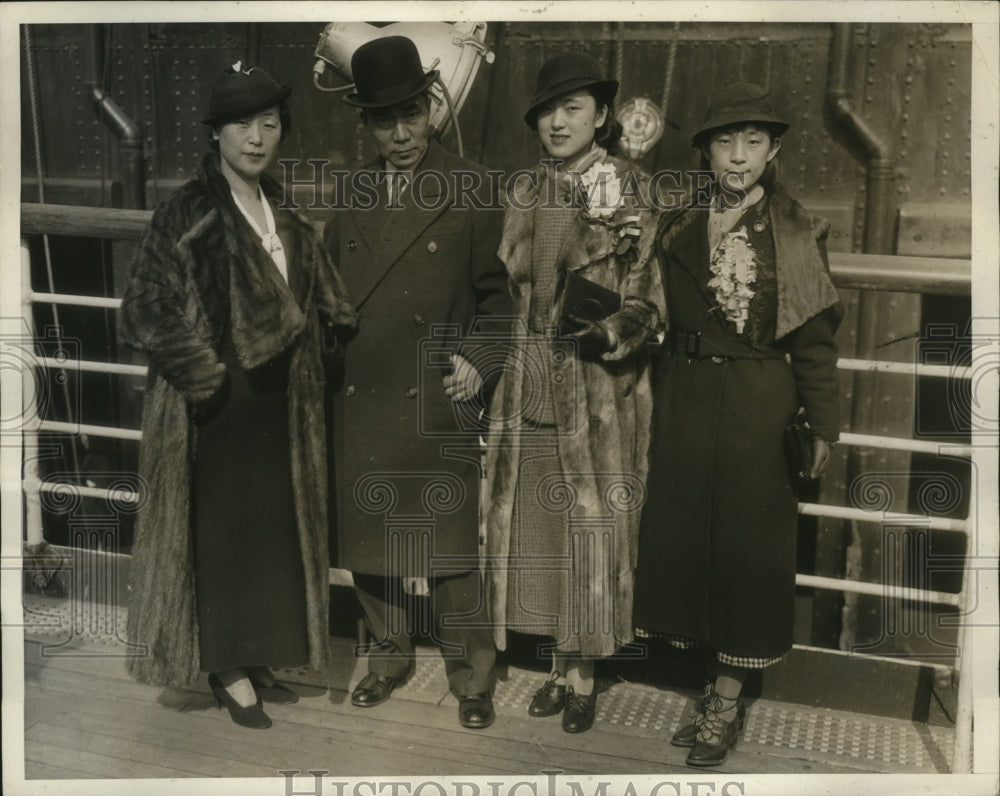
[
  {"x1": 692, "y1": 82, "x2": 789, "y2": 147},
  {"x1": 342, "y1": 36, "x2": 439, "y2": 109},
  {"x1": 523, "y1": 51, "x2": 619, "y2": 128},
  {"x1": 201, "y1": 61, "x2": 291, "y2": 126}
]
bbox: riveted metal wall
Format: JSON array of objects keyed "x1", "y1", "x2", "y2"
[{"x1": 21, "y1": 22, "x2": 972, "y2": 215}]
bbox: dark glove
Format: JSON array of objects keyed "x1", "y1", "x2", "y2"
[
  {"x1": 190, "y1": 371, "x2": 230, "y2": 426},
  {"x1": 321, "y1": 322, "x2": 356, "y2": 375},
  {"x1": 329, "y1": 321, "x2": 358, "y2": 346},
  {"x1": 561, "y1": 314, "x2": 613, "y2": 358}
]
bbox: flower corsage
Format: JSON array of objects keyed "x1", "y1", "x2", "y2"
[
  {"x1": 575, "y1": 160, "x2": 643, "y2": 255},
  {"x1": 708, "y1": 225, "x2": 757, "y2": 334}
]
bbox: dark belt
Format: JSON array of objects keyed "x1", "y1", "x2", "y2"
[{"x1": 663, "y1": 329, "x2": 785, "y2": 361}]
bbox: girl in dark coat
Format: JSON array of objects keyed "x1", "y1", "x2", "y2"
[
  {"x1": 120, "y1": 63, "x2": 356, "y2": 729},
  {"x1": 632, "y1": 83, "x2": 841, "y2": 766},
  {"x1": 484, "y1": 52, "x2": 663, "y2": 734}
]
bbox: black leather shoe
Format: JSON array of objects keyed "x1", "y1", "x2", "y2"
[
  {"x1": 561, "y1": 686, "x2": 596, "y2": 733},
  {"x1": 685, "y1": 693, "x2": 742, "y2": 767},
  {"x1": 672, "y1": 692, "x2": 745, "y2": 748},
  {"x1": 458, "y1": 692, "x2": 495, "y2": 729},
  {"x1": 351, "y1": 672, "x2": 402, "y2": 708},
  {"x1": 528, "y1": 676, "x2": 567, "y2": 717},
  {"x1": 209, "y1": 673, "x2": 272, "y2": 729}
]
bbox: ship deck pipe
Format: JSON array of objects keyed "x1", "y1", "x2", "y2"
[
  {"x1": 87, "y1": 24, "x2": 145, "y2": 210},
  {"x1": 826, "y1": 22, "x2": 895, "y2": 254}
]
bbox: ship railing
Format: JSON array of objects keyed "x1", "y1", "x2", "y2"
[{"x1": 14, "y1": 202, "x2": 984, "y2": 773}]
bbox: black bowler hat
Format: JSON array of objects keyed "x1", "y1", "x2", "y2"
[
  {"x1": 200, "y1": 61, "x2": 291, "y2": 126},
  {"x1": 692, "y1": 82, "x2": 789, "y2": 146},
  {"x1": 343, "y1": 36, "x2": 439, "y2": 109},
  {"x1": 523, "y1": 51, "x2": 618, "y2": 128}
]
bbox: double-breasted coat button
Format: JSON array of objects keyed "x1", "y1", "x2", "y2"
[
  {"x1": 348, "y1": 240, "x2": 357, "y2": 251},
  {"x1": 427, "y1": 241, "x2": 438, "y2": 253},
  {"x1": 405, "y1": 387, "x2": 419, "y2": 399},
  {"x1": 413, "y1": 314, "x2": 425, "y2": 325},
  {"x1": 345, "y1": 385, "x2": 356, "y2": 397}
]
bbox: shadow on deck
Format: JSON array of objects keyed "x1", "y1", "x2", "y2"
[{"x1": 21, "y1": 594, "x2": 955, "y2": 780}]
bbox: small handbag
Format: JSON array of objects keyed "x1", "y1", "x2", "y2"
[
  {"x1": 783, "y1": 408, "x2": 815, "y2": 482},
  {"x1": 558, "y1": 271, "x2": 621, "y2": 333}
]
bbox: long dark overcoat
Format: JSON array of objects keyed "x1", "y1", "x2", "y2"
[
  {"x1": 120, "y1": 153, "x2": 357, "y2": 686},
  {"x1": 323, "y1": 140, "x2": 511, "y2": 579},
  {"x1": 633, "y1": 183, "x2": 842, "y2": 663},
  {"x1": 483, "y1": 152, "x2": 665, "y2": 657}
]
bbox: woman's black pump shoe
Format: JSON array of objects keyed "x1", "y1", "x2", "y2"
[{"x1": 209, "y1": 673, "x2": 272, "y2": 729}]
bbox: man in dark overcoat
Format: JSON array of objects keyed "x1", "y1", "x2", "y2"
[{"x1": 323, "y1": 36, "x2": 511, "y2": 729}]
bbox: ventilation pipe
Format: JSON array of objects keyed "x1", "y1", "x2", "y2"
[
  {"x1": 826, "y1": 23, "x2": 896, "y2": 254},
  {"x1": 87, "y1": 24, "x2": 145, "y2": 210}
]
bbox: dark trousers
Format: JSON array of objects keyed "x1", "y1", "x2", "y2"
[{"x1": 353, "y1": 570, "x2": 496, "y2": 697}]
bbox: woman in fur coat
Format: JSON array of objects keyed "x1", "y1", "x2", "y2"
[
  {"x1": 120, "y1": 63, "x2": 356, "y2": 729},
  {"x1": 483, "y1": 52, "x2": 664, "y2": 734},
  {"x1": 632, "y1": 83, "x2": 842, "y2": 766}
]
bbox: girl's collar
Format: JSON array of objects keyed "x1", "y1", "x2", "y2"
[
  {"x1": 712, "y1": 183, "x2": 765, "y2": 214},
  {"x1": 540, "y1": 144, "x2": 607, "y2": 181}
]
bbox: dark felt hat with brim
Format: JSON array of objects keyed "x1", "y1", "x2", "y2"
[
  {"x1": 201, "y1": 61, "x2": 291, "y2": 126},
  {"x1": 343, "y1": 36, "x2": 439, "y2": 109},
  {"x1": 692, "y1": 82, "x2": 789, "y2": 147},
  {"x1": 524, "y1": 51, "x2": 618, "y2": 128}
]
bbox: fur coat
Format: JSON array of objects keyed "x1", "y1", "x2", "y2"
[
  {"x1": 120, "y1": 153, "x2": 356, "y2": 686},
  {"x1": 483, "y1": 150, "x2": 665, "y2": 656}
]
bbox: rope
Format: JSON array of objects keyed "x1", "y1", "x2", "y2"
[
  {"x1": 144, "y1": 25, "x2": 161, "y2": 195},
  {"x1": 614, "y1": 21, "x2": 625, "y2": 88},
  {"x1": 660, "y1": 22, "x2": 680, "y2": 115},
  {"x1": 23, "y1": 25, "x2": 85, "y2": 470},
  {"x1": 434, "y1": 73, "x2": 464, "y2": 159}
]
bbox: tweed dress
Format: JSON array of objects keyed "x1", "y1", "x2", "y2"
[{"x1": 504, "y1": 180, "x2": 583, "y2": 650}]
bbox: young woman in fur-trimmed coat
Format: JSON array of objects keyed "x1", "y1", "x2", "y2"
[
  {"x1": 632, "y1": 83, "x2": 842, "y2": 767},
  {"x1": 120, "y1": 64, "x2": 356, "y2": 729},
  {"x1": 483, "y1": 52, "x2": 664, "y2": 734}
]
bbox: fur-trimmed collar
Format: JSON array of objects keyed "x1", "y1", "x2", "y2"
[{"x1": 196, "y1": 153, "x2": 307, "y2": 369}]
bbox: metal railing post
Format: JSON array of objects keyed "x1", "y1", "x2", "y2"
[
  {"x1": 950, "y1": 556, "x2": 973, "y2": 772},
  {"x1": 21, "y1": 238, "x2": 44, "y2": 548}
]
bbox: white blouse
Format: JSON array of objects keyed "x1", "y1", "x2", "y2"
[{"x1": 231, "y1": 187, "x2": 288, "y2": 283}]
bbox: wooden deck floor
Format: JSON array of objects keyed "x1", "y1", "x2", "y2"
[{"x1": 21, "y1": 631, "x2": 956, "y2": 782}]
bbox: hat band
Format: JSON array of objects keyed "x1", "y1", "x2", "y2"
[
  {"x1": 202, "y1": 87, "x2": 290, "y2": 126},
  {"x1": 531, "y1": 75, "x2": 610, "y2": 104},
  {"x1": 354, "y1": 73, "x2": 434, "y2": 107}
]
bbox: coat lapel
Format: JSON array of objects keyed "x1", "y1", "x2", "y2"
[
  {"x1": 497, "y1": 168, "x2": 541, "y2": 284},
  {"x1": 350, "y1": 142, "x2": 453, "y2": 308},
  {"x1": 351, "y1": 182, "x2": 389, "y2": 255},
  {"x1": 770, "y1": 184, "x2": 841, "y2": 339}
]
